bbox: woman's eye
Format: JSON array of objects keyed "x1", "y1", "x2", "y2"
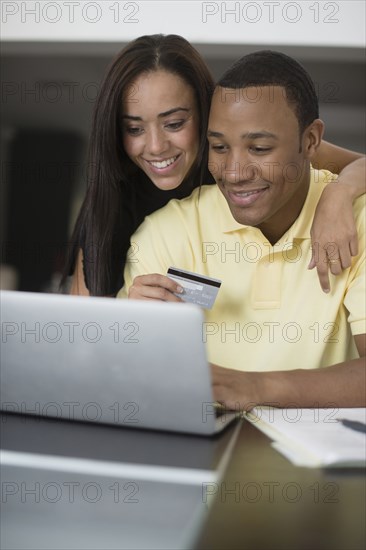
[
  {"x1": 125, "y1": 127, "x2": 143, "y2": 136},
  {"x1": 165, "y1": 120, "x2": 185, "y2": 131}
]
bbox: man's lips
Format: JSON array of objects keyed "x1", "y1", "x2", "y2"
[{"x1": 226, "y1": 186, "x2": 269, "y2": 206}]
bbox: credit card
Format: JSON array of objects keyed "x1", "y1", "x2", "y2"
[{"x1": 167, "y1": 267, "x2": 221, "y2": 309}]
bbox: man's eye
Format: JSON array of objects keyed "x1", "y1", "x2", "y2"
[
  {"x1": 210, "y1": 144, "x2": 226, "y2": 152},
  {"x1": 251, "y1": 147, "x2": 271, "y2": 153}
]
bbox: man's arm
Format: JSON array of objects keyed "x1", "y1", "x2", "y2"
[
  {"x1": 211, "y1": 334, "x2": 366, "y2": 409},
  {"x1": 117, "y1": 210, "x2": 193, "y2": 300},
  {"x1": 125, "y1": 274, "x2": 183, "y2": 301}
]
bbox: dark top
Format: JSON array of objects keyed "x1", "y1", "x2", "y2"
[{"x1": 78, "y1": 174, "x2": 208, "y2": 295}]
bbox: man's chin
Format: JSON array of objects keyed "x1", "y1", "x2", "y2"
[{"x1": 229, "y1": 206, "x2": 257, "y2": 228}]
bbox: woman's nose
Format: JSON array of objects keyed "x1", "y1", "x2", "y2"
[{"x1": 146, "y1": 128, "x2": 169, "y2": 156}]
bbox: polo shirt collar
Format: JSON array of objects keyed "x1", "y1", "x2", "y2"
[
  {"x1": 277, "y1": 169, "x2": 334, "y2": 243},
  {"x1": 216, "y1": 168, "x2": 333, "y2": 242},
  {"x1": 215, "y1": 186, "x2": 253, "y2": 234}
]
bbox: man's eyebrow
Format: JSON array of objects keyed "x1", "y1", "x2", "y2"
[
  {"x1": 207, "y1": 130, "x2": 278, "y2": 140},
  {"x1": 207, "y1": 130, "x2": 224, "y2": 138},
  {"x1": 246, "y1": 131, "x2": 278, "y2": 140},
  {"x1": 122, "y1": 107, "x2": 190, "y2": 121}
]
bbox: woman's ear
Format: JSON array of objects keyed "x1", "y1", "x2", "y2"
[{"x1": 303, "y1": 119, "x2": 325, "y2": 159}]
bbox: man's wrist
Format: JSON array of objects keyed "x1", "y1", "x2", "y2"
[{"x1": 255, "y1": 369, "x2": 303, "y2": 408}]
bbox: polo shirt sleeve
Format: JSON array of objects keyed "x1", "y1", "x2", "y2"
[
  {"x1": 116, "y1": 197, "x2": 197, "y2": 299},
  {"x1": 343, "y1": 196, "x2": 366, "y2": 336}
]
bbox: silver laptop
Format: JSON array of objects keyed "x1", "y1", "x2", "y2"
[{"x1": 0, "y1": 291, "x2": 237, "y2": 435}]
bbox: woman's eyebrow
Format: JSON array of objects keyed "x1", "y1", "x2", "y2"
[
  {"x1": 122, "y1": 114, "x2": 142, "y2": 121},
  {"x1": 122, "y1": 107, "x2": 190, "y2": 121},
  {"x1": 158, "y1": 107, "x2": 190, "y2": 118}
]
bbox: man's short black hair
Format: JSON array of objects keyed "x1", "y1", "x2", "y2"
[{"x1": 217, "y1": 50, "x2": 319, "y2": 134}]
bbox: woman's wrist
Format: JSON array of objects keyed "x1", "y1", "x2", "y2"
[
  {"x1": 335, "y1": 176, "x2": 362, "y2": 201},
  {"x1": 322, "y1": 176, "x2": 360, "y2": 202},
  {"x1": 336, "y1": 156, "x2": 366, "y2": 201}
]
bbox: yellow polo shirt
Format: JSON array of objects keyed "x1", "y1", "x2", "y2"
[{"x1": 118, "y1": 169, "x2": 365, "y2": 372}]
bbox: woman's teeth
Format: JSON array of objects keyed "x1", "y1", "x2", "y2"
[{"x1": 149, "y1": 156, "x2": 178, "y2": 169}]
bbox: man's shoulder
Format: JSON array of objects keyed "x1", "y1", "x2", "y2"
[
  {"x1": 166, "y1": 184, "x2": 218, "y2": 210},
  {"x1": 354, "y1": 192, "x2": 366, "y2": 212},
  {"x1": 129, "y1": 184, "x2": 220, "y2": 252},
  {"x1": 354, "y1": 193, "x2": 366, "y2": 233},
  {"x1": 144, "y1": 184, "x2": 218, "y2": 224},
  {"x1": 310, "y1": 167, "x2": 338, "y2": 188},
  {"x1": 310, "y1": 167, "x2": 365, "y2": 228}
]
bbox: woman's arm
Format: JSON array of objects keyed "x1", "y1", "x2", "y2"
[
  {"x1": 312, "y1": 140, "x2": 364, "y2": 174},
  {"x1": 70, "y1": 250, "x2": 90, "y2": 296},
  {"x1": 310, "y1": 142, "x2": 365, "y2": 292}
]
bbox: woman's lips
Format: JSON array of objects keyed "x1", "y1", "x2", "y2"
[{"x1": 145, "y1": 154, "x2": 181, "y2": 174}]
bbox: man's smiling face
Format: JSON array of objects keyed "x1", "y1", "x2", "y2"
[{"x1": 208, "y1": 85, "x2": 317, "y2": 243}]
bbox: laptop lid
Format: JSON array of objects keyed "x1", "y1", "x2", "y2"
[{"x1": 1, "y1": 291, "x2": 229, "y2": 435}]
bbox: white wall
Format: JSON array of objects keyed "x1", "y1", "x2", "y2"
[{"x1": 2, "y1": 0, "x2": 365, "y2": 47}]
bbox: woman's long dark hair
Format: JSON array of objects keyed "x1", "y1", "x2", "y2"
[{"x1": 62, "y1": 34, "x2": 215, "y2": 296}]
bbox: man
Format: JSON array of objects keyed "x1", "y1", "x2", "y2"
[{"x1": 118, "y1": 51, "x2": 365, "y2": 409}]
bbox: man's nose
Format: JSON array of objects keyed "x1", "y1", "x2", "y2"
[{"x1": 219, "y1": 152, "x2": 260, "y2": 184}]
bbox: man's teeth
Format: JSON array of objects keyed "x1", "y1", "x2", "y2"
[
  {"x1": 150, "y1": 156, "x2": 178, "y2": 169},
  {"x1": 234, "y1": 189, "x2": 262, "y2": 197}
]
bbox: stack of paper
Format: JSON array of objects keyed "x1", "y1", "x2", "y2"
[{"x1": 245, "y1": 407, "x2": 366, "y2": 468}]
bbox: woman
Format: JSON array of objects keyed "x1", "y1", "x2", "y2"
[{"x1": 64, "y1": 34, "x2": 364, "y2": 297}]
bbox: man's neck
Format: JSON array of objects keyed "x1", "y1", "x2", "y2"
[{"x1": 257, "y1": 170, "x2": 311, "y2": 245}]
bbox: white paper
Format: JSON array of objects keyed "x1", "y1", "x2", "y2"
[{"x1": 246, "y1": 407, "x2": 366, "y2": 468}]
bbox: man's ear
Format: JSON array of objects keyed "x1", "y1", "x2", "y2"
[{"x1": 303, "y1": 119, "x2": 324, "y2": 158}]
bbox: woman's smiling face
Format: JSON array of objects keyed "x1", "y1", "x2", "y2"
[{"x1": 122, "y1": 70, "x2": 200, "y2": 191}]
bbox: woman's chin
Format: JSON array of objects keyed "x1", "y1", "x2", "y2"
[{"x1": 150, "y1": 177, "x2": 184, "y2": 192}]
